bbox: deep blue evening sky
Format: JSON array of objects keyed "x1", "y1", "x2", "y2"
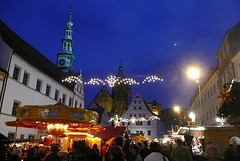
[{"x1": 1, "y1": 1, "x2": 240, "y2": 109}]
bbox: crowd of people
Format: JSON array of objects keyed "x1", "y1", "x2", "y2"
[{"x1": 1, "y1": 135, "x2": 240, "y2": 161}]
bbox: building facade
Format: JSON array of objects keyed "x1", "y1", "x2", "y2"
[
  {"x1": 188, "y1": 22, "x2": 240, "y2": 126},
  {"x1": 0, "y1": 12, "x2": 84, "y2": 140},
  {"x1": 188, "y1": 68, "x2": 220, "y2": 126},
  {"x1": 121, "y1": 91, "x2": 164, "y2": 139}
]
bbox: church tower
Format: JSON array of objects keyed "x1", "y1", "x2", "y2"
[
  {"x1": 111, "y1": 64, "x2": 131, "y2": 116},
  {"x1": 57, "y1": 10, "x2": 75, "y2": 73}
]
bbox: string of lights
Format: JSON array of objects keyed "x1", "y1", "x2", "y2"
[
  {"x1": 62, "y1": 76, "x2": 83, "y2": 83},
  {"x1": 62, "y1": 75, "x2": 163, "y2": 87},
  {"x1": 108, "y1": 116, "x2": 160, "y2": 123},
  {"x1": 142, "y1": 75, "x2": 163, "y2": 84}
]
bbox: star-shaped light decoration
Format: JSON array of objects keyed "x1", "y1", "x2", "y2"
[{"x1": 218, "y1": 90, "x2": 232, "y2": 104}]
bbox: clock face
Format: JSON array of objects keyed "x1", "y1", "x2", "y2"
[{"x1": 59, "y1": 59, "x2": 65, "y2": 66}]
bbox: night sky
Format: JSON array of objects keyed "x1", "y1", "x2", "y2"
[{"x1": 1, "y1": 0, "x2": 240, "y2": 109}]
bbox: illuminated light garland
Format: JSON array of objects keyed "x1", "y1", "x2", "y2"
[
  {"x1": 149, "y1": 116, "x2": 160, "y2": 120},
  {"x1": 118, "y1": 78, "x2": 140, "y2": 86},
  {"x1": 84, "y1": 78, "x2": 105, "y2": 85},
  {"x1": 142, "y1": 75, "x2": 163, "y2": 84},
  {"x1": 105, "y1": 75, "x2": 119, "y2": 87},
  {"x1": 62, "y1": 76, "x2": 83, "y2": 83},
  {"x1": 108, "y1": 116, "x2": 160, "y2": 123},
  {"x1": 63, "y1": 75, "x2": 163, "y2": 87}
]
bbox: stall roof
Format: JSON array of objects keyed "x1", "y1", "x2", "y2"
[{"x1": 92, "y1": 126, "x2": 125, "y2": 140}]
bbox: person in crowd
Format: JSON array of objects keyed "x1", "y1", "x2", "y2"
[
  {"x1": 64, "y1": 140, "x2": 87, "y2": 161},
  {"x1": 235, "y1": 144, "x2": 240, "y2": 161},
  {"x1": 24, "y1": 147, "x2": 41, "y2": 161},
  {"x1": 93, "y1": 144, "x2": 100, "y2": 156},
  {"x1": 171, "y1": 139, "x2": 193, "y2": 161},
  {"x1": 110, "y1": 146, "x2": 125, "y2": 161},
  {"x1": 131, "y1": 145, "x2": 142, "y2": 161},
  {"x1": 105, "y1": 136, "x2": 124, "y2": 161},
  {"x1": 224, "y1": 136, "x2": 240, "y2": 161},
  {"x1": 122, "y1": 139, "x2": 132, "y2": 161},
  {"x1": 144, "y1": 142, "x2": 169, "y2": 161},
  {"x1": 142, "y1": 141, "x2": 150, "y2": 156},
  {"x1": 45, "y1": 145, "x2": 61, "y2": 161},
  {"x1": 136, "y1": 142, "x2": 147, "y2": 160},
  {"x1": 205, "y1": 144, "x2": 222, "y2": 161},
  {"x1": 160, "y1": 144, "x2": 177, "y2": 161},
  {"x1": 0, "y1": 144, "x2": 8, "y2": 161},
  {"x1": 8, "y1": 147, "x2": 22, "y2": 161},
  {"x1": 88, "y1": 147, "x2": 100, "y2": 161}
]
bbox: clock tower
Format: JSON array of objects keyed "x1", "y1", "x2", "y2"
[{"x1": 57, "y1": 9, "x2": 75, "y2": 73}]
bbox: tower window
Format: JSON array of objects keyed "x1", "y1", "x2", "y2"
[
  {"x1": 134, "y1": 107, "x2": 136, "y2": 110},
  {"x1": 139, "y1": 107, "x2": 142, "y2": 110}
]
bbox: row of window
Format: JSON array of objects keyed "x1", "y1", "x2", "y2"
[
  {"x1": 135, "y1": 130, "x2": 151, "y2": 136},
  {"x1": 195, "y1": 105, "x2": 219, "y2": 125},
  {"x1": 221, "y1": 63, "x2": 234, "y2": 87},
  {"x1": 194, "y1": 81, "x2": 219, "y2": 109},
  {"x1": 130, "y1": 114, "x2": 145, "y2": 118},
  {"x1": 218, "y1": 41, "x2": 230, "y2": 66},
  {"x1": 122, "y1": 120, "x2": 151, "y2": 126},
  {"x1": 133, "y1": 100, "x2": 142, "y2": 104},
  {"x1": 133, "y1": 106, "x2": 142, "y2": 110},
  {"x1": 13, "y1": 65, "x2": 82, "y2": 108},
  {"x1": 8, "y1": 132, "x2": 34, "y2": 140}
]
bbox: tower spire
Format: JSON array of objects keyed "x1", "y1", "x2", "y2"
[{"x1": 57, "y1": 8, "x2": 75, "y2": 73}]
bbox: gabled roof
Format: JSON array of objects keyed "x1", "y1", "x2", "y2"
[
  {"x1": 87, "y1": 86, "x2": 113, "y2": 112},
  {"x1": 0, "y1": 19, "x2": 75, "y2": 90}
]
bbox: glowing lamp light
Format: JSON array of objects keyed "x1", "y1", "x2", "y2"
[
  {"x1": 47, "y1": 124, "x2": 68, "y2": 135},
  {"x1": 189, "y1": 112, "x2": 195, "y2": 122},
  {"x1": 173, "y1": 106, "x2": 180, "y2": 113}
]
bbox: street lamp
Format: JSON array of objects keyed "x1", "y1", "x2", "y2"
[
  {"x1": 187, "y1": 67, "x2": 203, "y2": 125},
  {"x1": 174, "y1": 106, "x2": 181, "y2": 127}
]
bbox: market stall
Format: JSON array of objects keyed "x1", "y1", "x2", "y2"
[{"x1": 5, "y1": 101, "x2": 105, "y2": 151}]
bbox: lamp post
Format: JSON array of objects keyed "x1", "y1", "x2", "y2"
[
  {"x1": 174, "y1": 106, "x2": 181, "y2": 127},
  {"x1": 187, "y1": 68, "x2": 203, "y2": 125}
]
